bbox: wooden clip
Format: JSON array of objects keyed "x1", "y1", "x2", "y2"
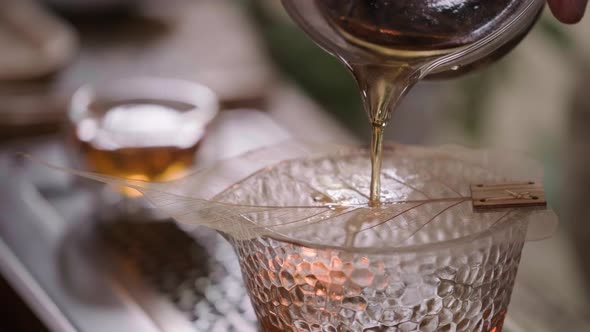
[{"x1": 471, "y1": 182, "x2": 547, "y2": 211}]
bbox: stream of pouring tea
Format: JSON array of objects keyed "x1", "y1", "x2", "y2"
[{"x1": 317, "y1": 0, "x2": 521, "y2": 206}]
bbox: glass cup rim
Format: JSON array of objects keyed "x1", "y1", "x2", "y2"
[
  {"x1": 68, "y1": 76, "x2": 219, "y2": 126},
  {"x1": 217, "y1": 149, "x2": 530, "y2": 256},
  {"x1": 256, "y1": 218, "x2": 526, "y2": 256}
]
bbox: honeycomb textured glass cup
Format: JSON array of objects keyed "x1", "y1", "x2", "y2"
[
  {"x1": 70, "y1": 143, "x2": 553, "y2": 331},
  {"x1": 231, "y1": 217, "x2": 526, "y2": 332}
]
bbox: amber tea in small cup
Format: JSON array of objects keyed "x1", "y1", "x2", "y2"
[{"x1": 68, "y1": 77, "x2": 218, "y2": 197}]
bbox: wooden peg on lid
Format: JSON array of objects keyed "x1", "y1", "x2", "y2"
[{"x1": 471, "y1": 182, "x2": 547, "y2": 211}]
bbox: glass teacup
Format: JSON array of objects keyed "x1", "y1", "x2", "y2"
[
  {"x1": 67, "y1": 77, "x2": 218, "y2": 218},
  {"x1": 232, "y1": 222, "x2": 526, "y2": 332},
  {"x1": 197, "y1": 145, "x2": 555, "y2": 332},
  {"x1": 54, "y1": 142, "x2": 557, "y2": 331}
]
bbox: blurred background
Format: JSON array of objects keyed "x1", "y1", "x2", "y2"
[{"x1": 0, "y1": 0, "x2": 589, "y2": 331}]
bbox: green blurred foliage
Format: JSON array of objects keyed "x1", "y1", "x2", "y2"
[
  {"x1": 538, "y1": 16, "x2": 575, "y2": 50},
  {"x1": 240, "y1": 0, "x2": 365, "y2": 134},
  {"x1": 450, "y1": 64, "x2": 507, "y2": 142}
]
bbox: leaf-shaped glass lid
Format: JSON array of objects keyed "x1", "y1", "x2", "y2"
[
  {"x1": 49, "y1": 141, "x2": 558, "y2": 251},
  {"x1": 211, "y1": 143, "x2": 556, "y2": 250}
]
